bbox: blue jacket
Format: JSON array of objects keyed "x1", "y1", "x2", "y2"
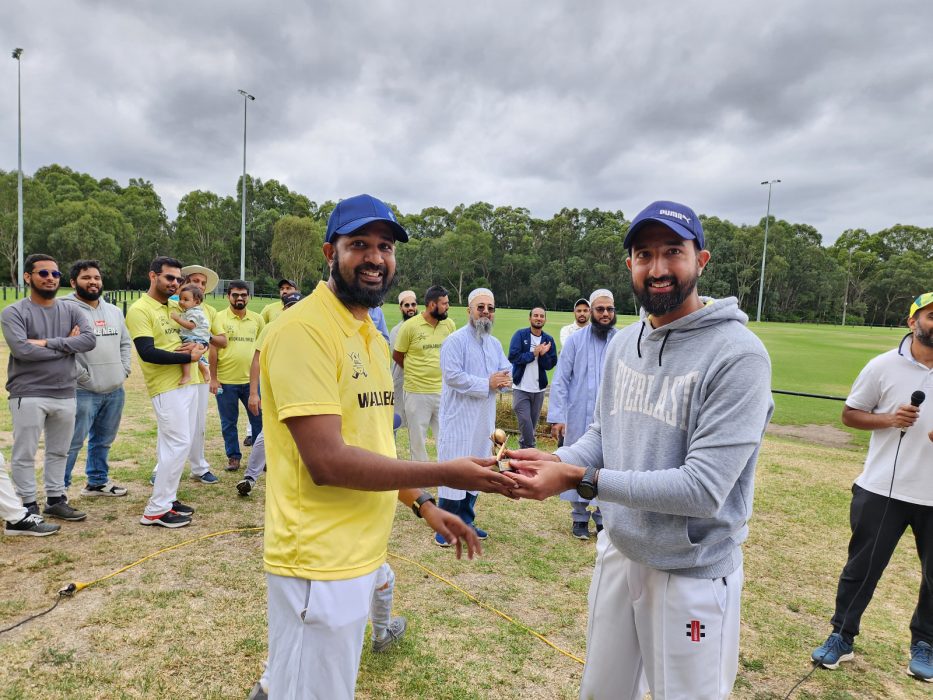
[{"x1": 508, "y1": 327, "x2": 558, "y2": 389}]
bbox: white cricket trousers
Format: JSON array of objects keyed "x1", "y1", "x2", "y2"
[
  {"x1": 403, "y1": 391, "x2": 440, "y2": 462},
  {"x1": 580, "y1": 533, "x2": 743, "y2": 700},
  {"x1": 144, "y1": 385, "x2": 197, "y2": 517},
  {"x1": 266, "y1": 570, "x2": 380, "y2": 700},
  {"x1": 0, "y1": 454, "x2": 26, "y2": 523}
]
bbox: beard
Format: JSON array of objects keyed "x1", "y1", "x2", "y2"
[
  {"x1": 402, "y1": 309, "x2": 418, "y2": 320},
  {"x1": 33, "y1": 286, "x2": 58, "y2": 300},
  {"x1": 232, "y1": 300, "x2": 247, "y2": 309},
  {"x1": 331, "y1": 250, "x2": 393, "y2": 309},
  {"x1": 915, "y1": 323, "x2": 933, "y2": 348},
  {"x1": 469, "y1": 316, "x2": 493, "y2": 338},
  {"x1": 430, "y1": 307, "x2": 448, "y2": 321},
  {"x1": 633, "y1": 271, "x2": 699, "y2": 317},
  {"x1": 591, "y1": 314, "x2": 617, "y2": 340},
  {"x1": 76, "y1": 284, "x2": 102, "y2": 302}
]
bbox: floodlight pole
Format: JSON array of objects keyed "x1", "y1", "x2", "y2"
[
  {"x1": 13, "y1": 48, "x2": 24, "y2": 291},
  {"x1": 841, "y1": 246, "x2": 852, "y2": 326},
  {"x1": 238, "y1": 89, "x2": 255, "y2": 282},
  {"x1": 755, "y1": 179, "x2": 780, "y2": 323}
]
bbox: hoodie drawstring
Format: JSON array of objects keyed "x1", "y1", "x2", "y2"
[
  {"x1": 636, "y1": 321, "x2": 645, "y2": 358},
  {"x1": 658, "y1": 329, "x2": 672, "y2": 366}
]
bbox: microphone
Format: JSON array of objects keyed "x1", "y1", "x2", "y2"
[{"x1": 902, "y1": 391, "x2": 926, "y2": 434}]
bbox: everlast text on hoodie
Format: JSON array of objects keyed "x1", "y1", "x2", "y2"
[
  {"x1": 62, "y1": 293, "x2": 132, "y2": 394},
  {"x1": 555, "y1": 297, "x2": 774, "y2": 579}
]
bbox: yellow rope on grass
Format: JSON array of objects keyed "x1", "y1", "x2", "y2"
[{"x1": 387, "y1": 551, "x2": 586, "y2": 666}]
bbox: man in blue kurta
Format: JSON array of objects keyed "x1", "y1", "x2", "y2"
[
  {"x1": 434, "y1": 288, "x2": 512, "y2": 547},
  {"x1": 547, "y1": 288, "x2": 619, "y2": 539}
]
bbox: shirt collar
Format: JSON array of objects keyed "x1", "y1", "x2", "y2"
[{"x1": 314, "y1": 281, "x2": 370, "y2": 338}]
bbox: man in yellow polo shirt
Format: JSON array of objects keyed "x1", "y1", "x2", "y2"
[
  {"x1": 260, "y1": 194, "x2": 516, "y2": 699},
  {"x1": 260, "y1": 278, "x2": 298, "y2": 324},
  {"x1": 126, "y1": 256, "x2": 206, "y2": 528},
  {"x1": 392, "y1": 285, "x2": 456, "y2": 461},
  {"x1": 209, "y1": 280, "x2": 264, "y2": 471}
]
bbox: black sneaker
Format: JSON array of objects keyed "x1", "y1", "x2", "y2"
[
  {"x1": 43, "y1": 500, "x2": 88, "y2": 522},
  {"x1": 243, "y1": 435, "x2": 254, "y2": 447},
  {"x1": 572, "y1": 522, "x2": 590, "y2": 540},
  {"x1": 140, "y1": 511, "x2": 192, "y2": 528},
  {"x1": 171, "y1": 500, "x2": 195, "y2": 516},
  {"x1": 24, "y1": 502, "x2": 39, "y2": 517},
  {"x1": 4, "y1": 513, "x2": 61, "y2": 537},
  {"x1": 236, "y1": 477, "x2": 254, "y2": 497}
]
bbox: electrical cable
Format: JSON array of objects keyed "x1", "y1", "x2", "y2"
[{"x1": 0, "y1": 592, "x2": 65, "y2": 635}]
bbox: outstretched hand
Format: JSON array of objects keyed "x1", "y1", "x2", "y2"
[
  {"x1": 421, "y1": 503, "x2": 482, "y2": 560},
  {"x1": 503, "y1": 447, "x2": 560, "y2": 463},
  {"x1": 442, "y1": 457, "x2": 517, "y2": 496},
  {"x1": 507, "y1": 459, "x2": 584, "y2": 501}
]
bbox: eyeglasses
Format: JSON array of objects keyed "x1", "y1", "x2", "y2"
[
  {"x1": 593, "y1": 306, "x2": 615, "y2": 314},
  {"x1": 31, "y1": 269, "x2": 62, "y2": 279},
  {"x1": 475, "y1": 304, "x2": 495, "y2": 313},
  {"x1": 162, "y1": 274, "x2": 183, "y2": 283},
  {"x1": 401, "y1": 302, "x2": 417, "y2": 308},
  {"x1": 230, "y1": 292, "x2": 249, "y2": 299}
]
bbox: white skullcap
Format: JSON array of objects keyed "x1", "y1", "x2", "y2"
[
  {"x1": 468, "y1": 288, "x2": 494, "y2": 304},
  {"x1": 589, "y1": 289, "x2": 614, "y2": 305},
  {"x1": 398, "y1": 290, "x2": 416, "y2": 304}
]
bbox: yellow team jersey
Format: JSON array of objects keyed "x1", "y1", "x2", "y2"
[
  {"x1": 212, "y1": 307, "x2": 264, "y2": 384},
  {"x1": 261, "y1": 282, "x2": 398, "y2": 581},
  {"x1": 261, "y1": 302, "x2": 284, "y2": 324},
  {"x1": 126, "y1": 294, "x2": 199, "y2": 397},
  {"x1": 393, "y1": 314, "x2": 456, "y2": 393}
]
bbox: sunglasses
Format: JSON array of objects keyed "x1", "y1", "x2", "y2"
[
  {"x1": 475, "y1": 304, "x2": 495, "y2": 313},
  {"x1": 230, "y1": 292, "x2": 249, "y2": 299},
  {"x1": 31, "y1": 269, "x2": 62, "y2": 279},
  {"x1": 401, "y1": 302, "x2": 417, "y2": 308},
  {"x1": 593, "y1": 306, "x2": 615, "y2": 314},
  {"x1": 162, "y1": 274, "x2": 184, "y2": 283}
]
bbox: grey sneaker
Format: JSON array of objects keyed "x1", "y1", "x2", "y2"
[
  {"x1": 572, "y1": 522, "x2": 590, "y2": 540},
  {"x1": 372, "y1": 616, "x2": 407, "y2": 653},
  {"x1": 43, "y1": 500, "x2": 87, "y2": 522},
  {"x1": 237, "y1": 477, "x2": 254, "y2": 497},
  {"x1": 4, "y1": 513, "x2": 61, "y2": 537},
  {"x1": 81, "y1": 481, "x2": 128, "y2": 497},
  {"x1": 246, "y1": 680, "x2": 268, "y2": 699}
]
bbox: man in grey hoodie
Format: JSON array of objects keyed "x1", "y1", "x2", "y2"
[
  {"x1": 507, "y1": 201, "x2": 773, "y2": 700},
  {"x1": 1, "y1": 253, "x2": 96, "y2": 523},
  {"x1": 62, "y1": 260, "x2": 131, "y2": 497}
]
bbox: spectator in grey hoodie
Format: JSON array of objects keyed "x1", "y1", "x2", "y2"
[
  {"x1": 507, "y1": 201, "x2": 773, "y2": 700},
  {"x1": 62, "y1": 260, "x2": 131, "y2": 497},
  {"x1": 1, "y1": 253, "x2": 96, "y2": 524}
]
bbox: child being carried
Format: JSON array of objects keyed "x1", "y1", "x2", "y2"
[{"x1": 171, "y1": 284, "x2": 212, "y2": 386}]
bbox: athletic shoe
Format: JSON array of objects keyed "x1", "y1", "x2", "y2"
[
  {"x1": 226, "y1": 457, "x2": 241, "y2": 472},
  {"x1": 149, "y1": 474, "x2": 156, "y2": 485},
  {"x1": 572, "y1": 522, "x2": 590, "y2": 540},
  {"x1": 81, "y1": 481, "x2": 128, "y2": 497},
  {"x1": 433, "y1": 532, "x2": 451, "y2": 547},
  {"x1": 246, "y1": 681, "x2": 267, "y2": 700},
  {"x1": 24, "y1": 503, "x2": 39, "y2": 517},
  {"x1": 139, "y1": 511, "x2": 192, "y2": 528},
  {"x1": 43, "y1": 500, "x2": 88, "y2": 522},
  {"x1": 472, "y1": 525, "x2": 488, "y2": 540},
  {"x1": 196, "y1": 471, "x2": 219, "y2": 484},
  {"x1": 237, "y1": 477, "x2": 255, "y2": 497},
  {"x1": 909, "y1": 641, "x2": 933, "y2": 681},
  {"x1": 595, "y1": 523, "x2": 604, "y2": 534},
  {"x1": 811, "y1": 633, "x2": 854, "y2": 669},
  {"x1": 171, "y1": 500, "x2": 195, "y2": 516},
  {"x1": 243, "y1": 435, "x2": 254, "y2": 447},
  {"x1": 4, "y1": 513, "x2": 60, "y2": 537},
  {"x1": 372, "y1": 616, "x2": 407, "y2": 653}
]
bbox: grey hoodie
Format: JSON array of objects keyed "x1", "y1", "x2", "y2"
[
  {"x1": 556, "y1": 297, "x2": 773, "y2": 579},
  {"x1": 62, "y1": 293, "x2": 131, "y2": 394}
]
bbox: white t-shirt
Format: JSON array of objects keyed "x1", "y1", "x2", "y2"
[
  {"x1": 848, "y1": 344, "x2": 933, "y2": 505},
  {"x1": 560, "y1": 322, "x2": 586, "y2": 347},
  {"x1": 518, "y1": 334, "x2": 545, "y2": 393}
]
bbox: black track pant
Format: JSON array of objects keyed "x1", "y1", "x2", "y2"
[{"x1": 831, "y1": 484, "x2": 933, "y2": 645}]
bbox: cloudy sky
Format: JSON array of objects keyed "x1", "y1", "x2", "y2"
[{"x1": 2, "y1": 1, "x2": 931, "y2": 241}]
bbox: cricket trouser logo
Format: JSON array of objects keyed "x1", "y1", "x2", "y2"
[{"x1": 686, "y1": 620, "x2": 705, "y2": 642}]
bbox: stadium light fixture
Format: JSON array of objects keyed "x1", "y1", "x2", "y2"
[
  {"x1": 238, "y1": 89, "x2": 256, "y2": 282},
  {"x1": 12, "y1": 48, "x2": 24, "y2": 291}
]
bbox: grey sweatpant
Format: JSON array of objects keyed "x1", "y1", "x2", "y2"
[
  {"x1": 404, "y1": 391, "x2": 440, "y2": 462},
  {"x1": 243, "y1": 430, "x2": 265, "y2": 482},
  {"x1": 9, "y1": 396, "x2": 77, "y2": 504},
  {"x1": 512, "y1": 388, "x2": 545, "y2": 449}
]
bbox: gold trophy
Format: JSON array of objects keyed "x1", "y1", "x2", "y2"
[{"x1": 490, "y1": 429, "x2": 512, "y2": 472}]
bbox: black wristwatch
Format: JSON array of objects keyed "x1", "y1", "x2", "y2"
[
  {"x1": 576, "y1": 466, "x2": 599, "y2": 500},
  {"x1": 411, "y1": 492, "x2": 436, "y2": 518}
]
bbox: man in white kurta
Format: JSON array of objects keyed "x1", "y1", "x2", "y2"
[
  {"x1": 547, "y1": 288, "x2": 618, "y2": 539},
  {"x1": 434, "y1": 288, "x2": 512, "y2": 547}
]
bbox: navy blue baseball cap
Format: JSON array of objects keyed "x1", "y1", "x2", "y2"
[
  {"x1": 623, "y1": 200, "x2": 704, "y2": 251},
  {"x1": 325, "y1": 194, "x2": 409, "y2": 244}
]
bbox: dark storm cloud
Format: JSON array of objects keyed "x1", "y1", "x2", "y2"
[{"x1": 2, "y1": 0, "x2": 932, "y2": 240}]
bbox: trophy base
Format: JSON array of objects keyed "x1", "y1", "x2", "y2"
[{"x1": 493, "y1": 459, "x2": 514, "y2": 473}]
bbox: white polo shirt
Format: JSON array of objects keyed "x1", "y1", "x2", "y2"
[{"x1": 848, "y1": 340, "x2": 933, "y2": 505}]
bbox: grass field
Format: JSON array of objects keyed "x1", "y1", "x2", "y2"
[{"x1": 0, "y1": 290, "x2": 927, "y2": 699}]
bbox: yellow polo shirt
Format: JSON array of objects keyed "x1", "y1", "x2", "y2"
[
  {"x1": 212, "y1": 307, "x2": 264, "y2": 384},
  {"x1": 393, "y1": 314, "x2": 456, "y2": 393},
  {"x1": 126, "y1": 294, "x2": 200, "y2": 397},
  {"x1": 261, "y1": 302, "x2": 285, "y2": 324},
  {"x1": 261, "y1": 282, "x2": 397, "y2": 581}
]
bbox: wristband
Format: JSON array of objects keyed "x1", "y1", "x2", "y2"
[{"x1": 411, "y1": 492, "x2": 436, "y2": 518}]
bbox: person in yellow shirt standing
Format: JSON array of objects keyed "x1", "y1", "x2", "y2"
[
  {"x1": 260, "y1": 278, "x2": 298, "y2": 325},
  {"x1": 209, "y1": 281, "x2": 264, "y2": 472},
  {"x1": 392, "y1": 285, "x2": 455, "y2": 461},
  {"x1": 126, "y1": 257, "x2": 206, "y2": 528},
  {"x1": 259, "y1": 194, "x2": 516, "y2": 699}
]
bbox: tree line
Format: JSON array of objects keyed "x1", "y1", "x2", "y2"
[{"x1": 1, "y1": 164, "x2": 930, "y2": 326}]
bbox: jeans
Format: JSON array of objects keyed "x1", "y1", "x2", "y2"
[
  {"x1": 438, "y1": 493, "x2": 478, "y2": 526},
  {"x1": 65, "y1": 387, "x2": 125, "y2": 488},
  {"x1": 216, "y1": 383, "x2": 263, "y2": 459}
]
